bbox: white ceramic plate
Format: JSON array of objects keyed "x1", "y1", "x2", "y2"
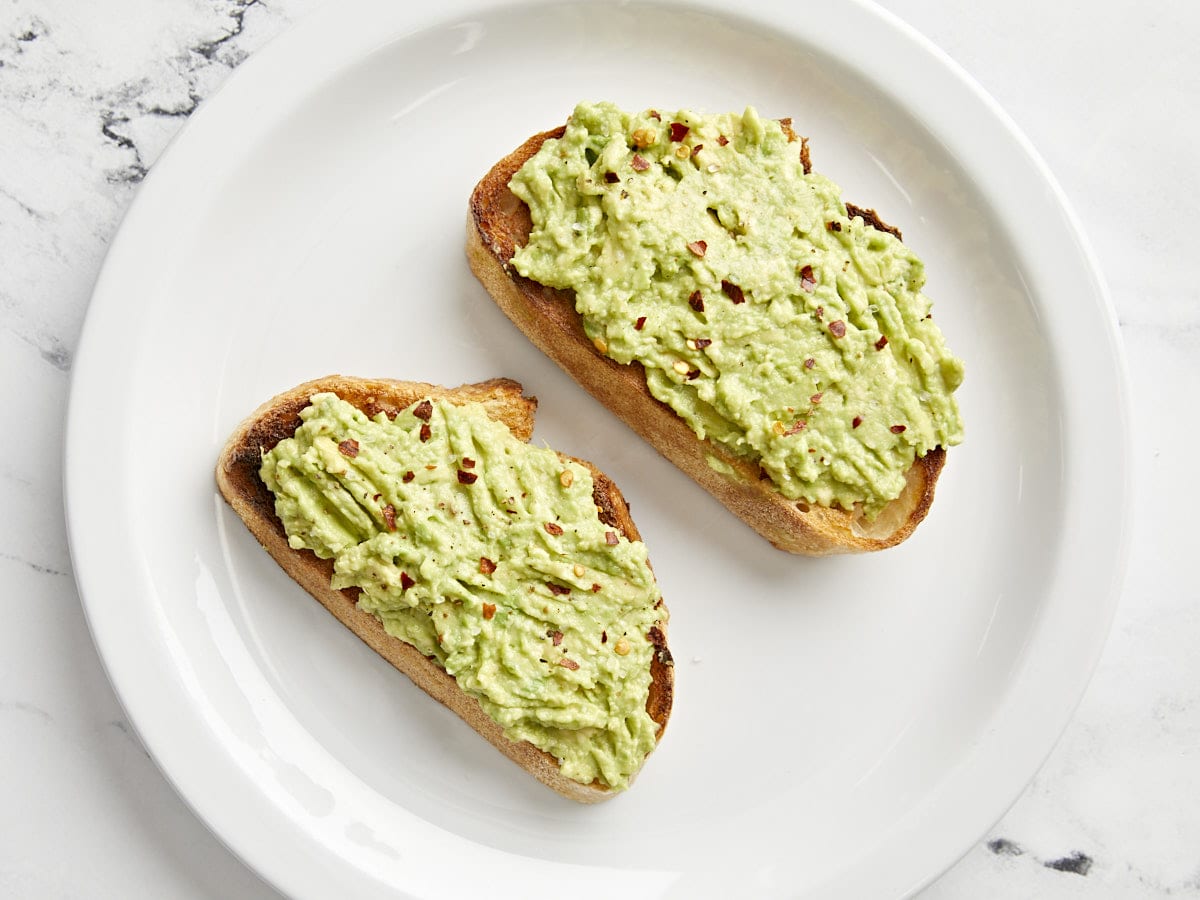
[{"x1": 65, "y1": 1, "x2": 1130, "y2": 897}]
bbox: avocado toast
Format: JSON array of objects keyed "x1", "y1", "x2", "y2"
[
  {"x1": 467, "y1": 103, "x2": 963, "y2": 555},
  {"x1": 216, "y1": 376, "x2": 673, "y2": 801}
]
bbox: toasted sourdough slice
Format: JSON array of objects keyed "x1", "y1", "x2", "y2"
[
  {"x1": 216, "y1": 375, "x2": 673, "y2": 802},
  {"x1": 467, "y1": 126, "x2": 947, "y2": 555}
]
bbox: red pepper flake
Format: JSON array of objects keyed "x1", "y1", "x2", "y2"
[
  {"x1": 544, "y1": 522, "x2": 563, "y2": 536},
  {"x1": 402, "y1": 471, "x2": 415, "y2": 483},
  {"x1": 549, "y1": 630, "x2": 563, "y2": 646},
  {"x1": 695, "y1": 338, "x2": 712, "y2": 349},
  {"x1": 381, "y1": 504, "x2": 397, "y2": 531},
  {"x1": 457, "y1": 470, "x2": 478, "y2": 484},
  {"x1": 400, "y1": 571, "x2": 415, "y2": 591},
  {"x1": 669, "y1": 122, "x2": 689, "y2": 142},
  {"x1": 826, "y1": 221, "x2": 842, "y2": 232},
  {"x1": 649, "y1": 109, "x2": 661, "y2": 121},
  {"x1": 337, "y1": 439, "x2": 359, "y2": 458},
  {"x1": 800, "y1": 265, "x2": 817, "y2": 293},
  {"x1": 419, "y1": 423, "x2": 431, "y2": 442},
  {"x1": 784, "y1": 420, "x2": 806, "y2": 436},
  {"x1": 605, "y1": 531, "x2": 619, "y2": 546},
  {"x1": 721, "y1": 280, "x2": 745, "y2": 304},
  {"x1": 557, "y1": 657, "x2": 580, "y2": 671},
  {"x1": 591, "y1": 583, "x2": 602, "y2": 593},
  {"x1": 875, "y1": 335, "x2": 889, "y2": 351},
  {"x1": 635, "y1": 316, "x2": 647, "y2": 330},
  {"x1": 481, "y1": 603, "x2": 496, "y2": 620},
  {"x1": 687, "y1": 240, "x2": 707, "y2": 258},
  {"x1": 601, "y1": 630, "x2": 608, "y2": 643},
  {"x1": 373, "y1": 493, "x2": 381, "y2": 501},
  {"x1": 547, "y1": 582, "x2": 571, "y2": 596},
  {"x1": 412, "y1": 399, "x2": 433, "y2": 421},
  {"x1": 462, "y1": 457, "x2": 476, "y2": 468},
  {"x1": 810, "y1": 392, "x2": 823, "y2": 404},
  {"x1": 686, "y1": 369, "x2": 701, "y2": 380},
  {"x1": 829, "y1": 320, "x2": 847, "y2": 339},
  {"x1": 689, "y1": 290, "x2": 705, "y2": 312},
  {"x1": 852, "y1": 416, "x2": 863, "y2": 429},
  {"x1": 890, "y1": 424, "x2": 907, "y2": 434},
  {"x1": 479, "y1": 556, "x2": 497, "y2": 575},
  {"x1": 804, "y1": 357, "x2": 815, "y2": 369},
  {"x1": 631, "y1": 154, "x2": 650, "y2": 172},
  {"x1": 690, "y1": 143, "x2": 703, "y2": 157},
  {"x1": 717, "y1": 135, "x2": 729, "y2": 146},
  {"x1": 815, "y1": 306, "x2": 824, "y2": 320},
  {"x1": 604, "y1": 171, "x2": 619, "y2": 184}
]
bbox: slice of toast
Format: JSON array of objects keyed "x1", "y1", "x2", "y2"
[
  {"x1": 467, "y1": 126, "x2": 947, "y2": 555},
  {"x1": 216, "y1": 375, "x2": 673, "y2": 802}
]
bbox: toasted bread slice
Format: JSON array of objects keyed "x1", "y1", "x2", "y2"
[
  {"x1": 216, "y1": 375, "x2": 672, "y2": 802},
  {"x1": 468, "y1": 127, "x2": 947, "y2": 555}
]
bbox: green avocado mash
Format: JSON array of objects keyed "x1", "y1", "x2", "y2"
[
  {"x1": 260, "y1": 393, "x2": 663, "y2": 790},
  {"x1": 510, "y1": 102, "x2": 964, "y2": 517}
]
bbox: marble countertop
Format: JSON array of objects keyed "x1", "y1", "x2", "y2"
[{"x1": 2, "y1": 0, "x2": 1196, "y2": 896}]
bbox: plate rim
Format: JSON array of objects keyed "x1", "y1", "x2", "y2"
[{"x1": 64, "y1": 0, "x2": 1132, "y2": 897}]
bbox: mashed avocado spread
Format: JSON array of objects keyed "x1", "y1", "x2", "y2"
[
  {"x1": 510, "y1": 102, "x2": 965, "y2": 517},
  {"x1": 260, "y1": 393, "x2": 662, "y2": 790}
]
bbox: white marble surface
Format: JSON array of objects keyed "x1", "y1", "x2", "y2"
[{"x1": 1, "y1": 0, "x2": 1196, "y2": 896}]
